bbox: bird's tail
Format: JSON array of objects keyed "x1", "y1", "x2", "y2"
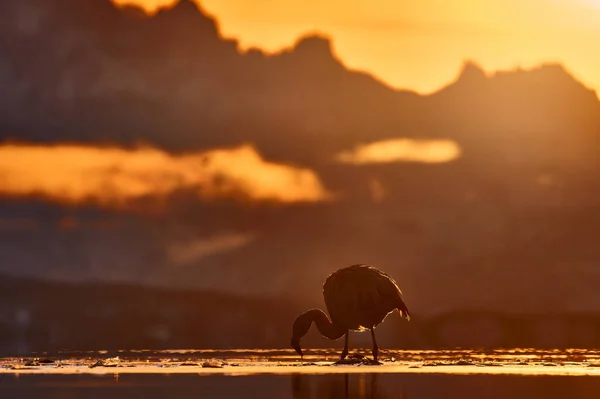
[{"x1": 397, "y1": 297, "x2": 411, "y2": 321}]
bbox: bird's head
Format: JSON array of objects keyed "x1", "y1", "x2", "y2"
[
  {"x1": 290, "y1": 311, "x2": 314, "y2": 358},
  {"x1": 290, "y1": 336, "x2": 303, "y2": 358}
]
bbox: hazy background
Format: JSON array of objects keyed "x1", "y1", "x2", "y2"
[{"x1": 1, "y1": 0, "x2": 600, "y2": 355}]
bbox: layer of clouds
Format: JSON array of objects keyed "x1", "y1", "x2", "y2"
[
  {"x1": 0, "y1": 143, "x2": 333, "y2": 209},
  {"x1": 335, "y1": 138, "x2": 461, "y2": 165}
]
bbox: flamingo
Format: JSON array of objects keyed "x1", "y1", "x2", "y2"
[{"x1": 290, "y1": 264, "x2": 411, "y2": 362}]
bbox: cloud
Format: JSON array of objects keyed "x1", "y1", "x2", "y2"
[
  {"x1": 167, "y1": 232, "x2": 256, "y2": 265},
  {"x1": 335, "y1": 138, "x2": 462, "y2": 165},
  {"x1": 0, "y1": 142, "x2": 333, "y2": 209}
]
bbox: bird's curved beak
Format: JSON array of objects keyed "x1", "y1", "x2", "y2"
[{"x1": 291, "y1": 337, "x2": 303, "y2": 358}]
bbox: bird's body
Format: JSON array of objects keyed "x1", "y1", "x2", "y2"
[
  {"x1": 291, "y1": 264, "x2": 410, "y2": 362},
  {"x1": 323, "y1": 264, "x2": 410, "y2": 332}
]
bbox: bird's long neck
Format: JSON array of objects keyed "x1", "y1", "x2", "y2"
[{"x1": 305, "y1": 309, "x2": 345, "y2": 340}]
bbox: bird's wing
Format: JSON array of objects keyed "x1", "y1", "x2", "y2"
[
  {"x1": 323, "y1": 265, "x2": 409, "y2": 328},
  {"x1": 373, "y1": 268, "x2": 411, "y2": 320}
]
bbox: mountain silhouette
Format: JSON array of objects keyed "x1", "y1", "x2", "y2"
[
  {"x1": 1, "y1": 0, "x2": 600, "y2": 316},
  {"x1": 1, "y1": 0, "x2": 597, "y2": 164}
]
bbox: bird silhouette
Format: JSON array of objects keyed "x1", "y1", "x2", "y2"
[{"x1": 291, "y1": 264, "x2": 411, "y2": 362}]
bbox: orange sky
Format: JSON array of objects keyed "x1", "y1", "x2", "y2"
[{"x1": 111, "y1": 0, "x2": 600, "y2": 94}]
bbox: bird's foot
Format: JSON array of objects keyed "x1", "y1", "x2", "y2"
[
  {"x1": 365, "y1": 358, "x2": 383, "y2": 366},
  {"x1": 333, "y1": 354, "x2": 382, "y2": 366},
  {"x1": 334, "y1": 353, "x2": 362, "y2": 365}
]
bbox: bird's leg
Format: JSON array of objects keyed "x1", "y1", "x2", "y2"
[
  {"x1": 340, "y1": 331, "x2": 349, "y2": 360},
  {"x1": 370, "y1": 328, "x2": 379, "y2": 361}
]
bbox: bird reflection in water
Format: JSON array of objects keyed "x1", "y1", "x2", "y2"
[{"x1": 291, "y1": 373, "x2": 407, "y2": 399}]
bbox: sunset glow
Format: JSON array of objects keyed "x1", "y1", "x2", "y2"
[
  {"x1": 1, "y1": 0, "x2": 600, "y2": 382},
  {"x1": 0, "y1": 143, "x2": 332, "y2": 208},
  {"x1": 111, "y1": 0, "x2": 600, "y2": 95},
  {"x1": 335, "y1": 139, "x2": 462, "y2": 165}
]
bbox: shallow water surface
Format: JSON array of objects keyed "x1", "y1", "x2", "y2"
[
  {"x1": 2, "y1": 349, "x2": 600, "y2": 398},
  {"x1": 2, "y1": 373, "x2": 600, "y2": 398}
]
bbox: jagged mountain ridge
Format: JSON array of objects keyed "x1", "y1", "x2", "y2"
[
  {"x1": 1, "y1": 0, "x2": 600, "y2": 315},
  {"x1": 0, "y1": 0, "x2": 598, "y2": 166}
]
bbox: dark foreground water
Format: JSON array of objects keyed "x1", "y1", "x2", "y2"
[{"x1": 1, "y1": 373, "x2": 600, "y2": 398}]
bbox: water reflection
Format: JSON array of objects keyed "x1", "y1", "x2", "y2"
[
  {"x1": 2, "y1": 373, "x2": 600, "y2": 398},
  {"x1": 291, "y1": 373, "x2": 405, "y2": 399},
  {"x1": 291, "y1": 373, "x2": 600, "y2": 399}
]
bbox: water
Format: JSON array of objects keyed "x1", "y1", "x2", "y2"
[
  {"x1": 2, "y1": 373, "x2": 600, "y2": 398},
  {"x1": 2, "y1": 349, "x2": 600, "y2": 398}
]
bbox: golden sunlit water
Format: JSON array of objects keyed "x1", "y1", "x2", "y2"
[
  {"x1": 0, "y1": 349, "x2": 600, "y2": 399},
  {"x1": 4, "y1": 348, "x2": 600, "y2": 376},
  {"x1": 4, "y1": 349, "x2": 600, "y2": 398}
]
